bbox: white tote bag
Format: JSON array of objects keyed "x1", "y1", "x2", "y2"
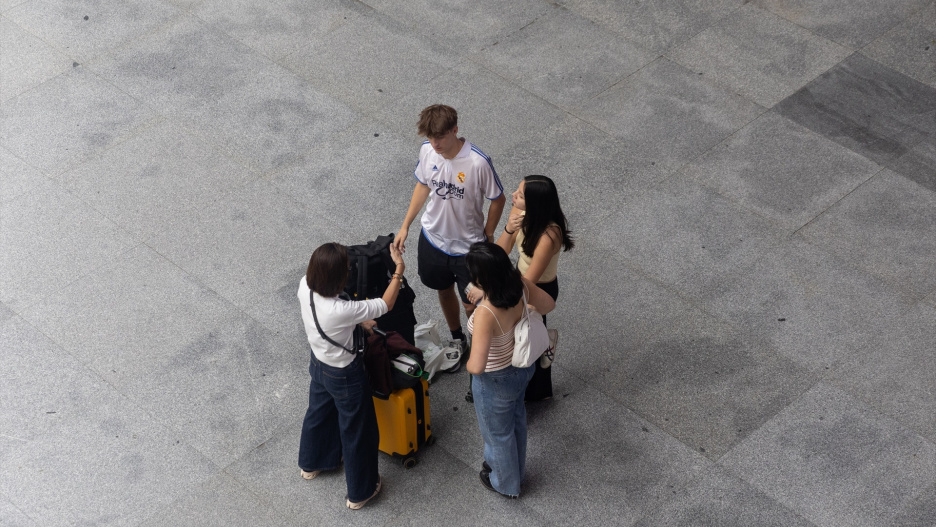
[{"x1": 512, "y1": 290, "x2": 550, "y2": 368}]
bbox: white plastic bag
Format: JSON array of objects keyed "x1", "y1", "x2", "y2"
[
  {"x1": 414, "y1": 319, "x2": 441, "y2": 350},
  {"x1": 416, "y1": 320, "x2": 461, "y2": 381}
]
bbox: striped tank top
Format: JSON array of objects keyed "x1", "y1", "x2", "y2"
[{"x1": 467, "y1": 303, "x2": 519, "y2": 372}]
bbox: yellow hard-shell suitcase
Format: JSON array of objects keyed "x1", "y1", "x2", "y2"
[{"x1": 373, "y1": 378, "x2": 434, "y2": 468}]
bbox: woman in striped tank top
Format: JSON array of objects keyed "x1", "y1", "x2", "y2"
[{"x1": 465, "y1": 242, "x2": 555, "y2": 498}]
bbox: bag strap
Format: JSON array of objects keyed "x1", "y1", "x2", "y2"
[
  {"x1": 476, "y1": 303, "x2": 505, "y2": 333},
  {"x1": 520, "y1": 285, "x2": 530, "y2": 320},
  {"x1": 309, "y1": 289, "x2": 356, "y2": 354},
  {"x1": 358, "y1": 254, "x2": 367, "y2": 299}
]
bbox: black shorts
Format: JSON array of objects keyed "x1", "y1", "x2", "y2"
[{"x1": 417, "y1": 230, "x2": 472, "y2": 304}]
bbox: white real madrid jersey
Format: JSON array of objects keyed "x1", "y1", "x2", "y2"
[{"x1": 414, "y1": 140, "x2": 503, "y2": 255}]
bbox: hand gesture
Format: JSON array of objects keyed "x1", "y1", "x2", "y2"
[
  {"x1": 393, "y1": 227, "x2": 408, "y2": 253},
  {"x1": 360, "y1": 319, "x2": 377, "y2": 335},
  {"x1": 506, "y1": 212, "x2": 523, "y2": 234},
  {"x1": 389, "y1": 242, "x2": 405, "y2": 269},
  {"x1": 466, "y1": 284, "x2": 484, "y2": 305}
]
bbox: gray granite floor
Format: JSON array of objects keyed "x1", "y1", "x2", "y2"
[{"x1": 2, "y1": 1, "x2": 935, "y2": 526}]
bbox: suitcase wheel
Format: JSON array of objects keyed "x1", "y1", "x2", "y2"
[
  {"x1": 425, "y1": 434, "x2": 436, "y2": 447},
  {"x1": 402, "y1": 455, "x2": 417, "y2": 469}
]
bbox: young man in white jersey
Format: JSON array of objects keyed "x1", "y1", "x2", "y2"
[{"x1": 393, "y1": 105, "x2": 506, "y2": 347}]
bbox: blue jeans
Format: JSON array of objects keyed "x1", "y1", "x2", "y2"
[
  {"x1": 298, "y1": 352, "x2": 379, "y2": 502},
  {"x1": 471, "y1": 364, "x2": 536, "y2": 497}
]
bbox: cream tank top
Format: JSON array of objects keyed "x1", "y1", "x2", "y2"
[{"x1": 515, "y1": 222, "x2": 560, "y2": 282}]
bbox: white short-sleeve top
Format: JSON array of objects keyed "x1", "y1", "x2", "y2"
[
  {"x1": 298, "y1": 276, "x2": 387, "y2": 368},
  {"x1": 414, "y1": 140, "x2": 503, "y2": 255}
]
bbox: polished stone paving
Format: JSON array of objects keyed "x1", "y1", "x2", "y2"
[{"x1": 2, "y1": 1, "x2": 935, "y2": 525}]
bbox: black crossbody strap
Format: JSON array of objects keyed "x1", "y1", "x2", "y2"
[{"x1": 309, "y1": 290, "x2": 355, "y2": 353}]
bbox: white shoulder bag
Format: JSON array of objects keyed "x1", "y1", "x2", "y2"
[{"x1": 512, "y1": 288, "x2": 550, "y2": 368}]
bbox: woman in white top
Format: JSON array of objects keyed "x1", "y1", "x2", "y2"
[
  {"x1": 297, "y1": 242, "x2": 405, "y2": 510},
  {"x1": 465, "y1": 242, "x2": 554, "y2": 497}
]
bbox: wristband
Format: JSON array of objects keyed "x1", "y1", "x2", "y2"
[{"x1": 504, "y1": 226, "x2": 515, "y2": 235}]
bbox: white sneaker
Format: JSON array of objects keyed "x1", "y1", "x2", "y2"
[
  {"x1": 443, "y1": 340, "x2": 463, "y2": 373},
  {"x1": 300, "y1": 469, "x2": 320, "y2": 480}
]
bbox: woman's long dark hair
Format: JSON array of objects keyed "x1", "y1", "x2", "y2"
[
  {"x1": 466, "y1": 242, "x2": 523, "y2": 309},
  {"x1": 520, "y1": 175, "x2": 574, "y2": 257}
]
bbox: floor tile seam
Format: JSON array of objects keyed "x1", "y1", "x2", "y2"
[
  {"x1": 0, "y1": 12, "x2": 77, "y2": 63},
  {"x1": 139, "y1": 238, "x2": 297, "y2": 343},
  {"x1": 625, "y1": 469, "x2": 711, "y2": 527},
  {"x1": 24, "y1": 7, "x2": 191, "y2": 70},
  {"x1": 561, "y1": 367, "x2": 718, "y2": 472},
  {"x1": 197, "y1": 0, "x2": 381, "y2": 67},
  {"x1": 676, "y1": 144, "x2": 880, "y2": 239},
  {"x1": 787, "y1": 165, "x2": 936, "y2": 299},
  {"x1": 662, "y1": 37, "x2": 848, "y2": 111},
  {"x1": 710, "y1": 460, "x2": 822, "y2": 527},
  {"x1": 578, "y1": 375, "x2": 728, "y2": 464},
  {"x1": 463, "y1": 42, "x2": 662, "y2": 116},
  {"x1": 855, "y1": 44, "x2": 936, "y2": 102},
  {"x1": 821, "y1": 362, "x2": 936, "y2": 447},
  {"x1": 552, "y1": 0, "x2": 666, "y2": 59},
  {"x1": 853, "y1": 48, "x2": 936, "y2": 117},
  {"x1": 0, "y1": 13, "x2": 77, "y2": 100},
  {"x1": 188, "y1": 10, "x2": 285, "y2": 66},
  {"x1": 801, "y1": 240, "x2": 933, "y2": 307},
  {"x1": 0, "y1": 144, "x2": 56, "y2": 189},
  {"x1": 150, "y1": 114, "x2": 267, "y2": 180},
  {"x1": 720, "y1": 378, "x2": 936, "y2": 474},
  {"x1": 79, "y1": 9, "x2": 336, "y2": 111},
  {"x1": 66, "y1": 55, "x2": 278, "y2": 180},
  {"x1": 658, "y1": 0, "x2": 752, "y2": 61},
  {"x1": 213, "y1": 423, "x2": 309, "y2": 523},
  {"x1": 0, "y1": 64, "x2": 77, "y2": 121},
  {"x1": 556, "y1": 0, "x2": 741, "y2": 57},
  {"x1": 642, "y1": 458, "x2": 817, "y2": 527},
  {"x1": 0, "y1": 179, "x2": 148, "y2": 303},
  {"x1": 570, "y1": 54, "x2": 669, "y2": 110},
  {"x1": 570, "y1": 55, "x2": 772, "y2": 160},
  {"x1": 40, "y1": 131, "x2": 260, "y2": 247},
  {"x1": 857, "y1": 0, "x2": 936, "y2": 52},
  {"x1": 789, "y1": 164, "x2": 886, "y2": 238},
  {"x1": 135, "y1": 468, "x2": 289, "y2": 526},
  {"x1": 251, "y1": 65, "x2": 377, "y2": 126},
  {"x1": 855, "y1": 7, "x2": 919, "y2": 57},
  {"x1": 790, "y1": 230, "x2": 933, "y2": 309},
  {"x1": 8, "y1": 62, "x2": 167, "y2": 180},
  {"x1": 711, "y1": 376, "x2": 823, "y2": 464},
  {"x1": 576, "y1": 253, "x2": 834, "y2": 436},
  {"x1": 41, "y1": 112, "x2": 166, "y2": 184},
  {"x1": 2, "y1": 286, "x2": 216, "y2": 455},
  {"x1": 0, "y1": 498, "x2": 32, "y2": 525},
  {"x1": 459, "y1": 56, "x2": 587, "y2": 131},
  {"x1": 830, "y1": 383, "x2": 936, "y2": 468},
  {"x1": 650, "y1": 103, "x2": 840, "y2": 234},
  {"x1": 362, "y1": 0, "x2": 523, "y2": 59},
  {"x1": 751, "y1": 5, "x2": 860, "y2": 52},
  {"x1": 668, "y1": 282, "x2": 830, "y2": 386}
]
